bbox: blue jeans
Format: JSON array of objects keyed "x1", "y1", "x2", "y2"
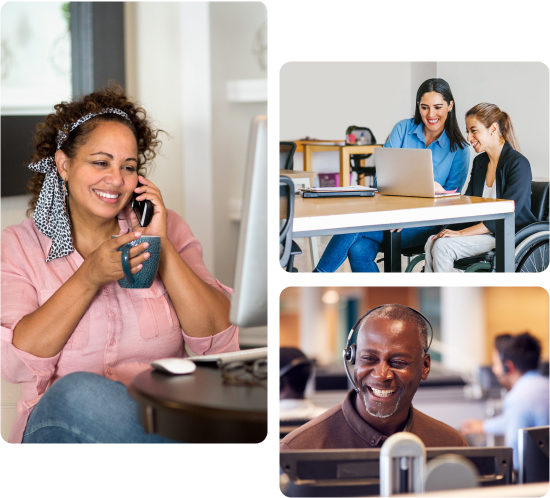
[
  {"x1": 22, "y1": 372, "x2": 177, "y2": 443},
  {"x1": 314, "y1": 226, "x2": 442, "y2": 272}
]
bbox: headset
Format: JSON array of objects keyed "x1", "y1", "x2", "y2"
[
  {"x1": 280, "y1": 356, "x2": 312, "y2": 378},
  {"x1": 498, "y1": 350, "x2": 510, "y2": 374},
  {"x1": 343, "y1": 304, "x2": 434, "y2": 393}
]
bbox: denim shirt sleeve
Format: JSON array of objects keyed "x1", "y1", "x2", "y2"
[{"x1": 443, "y1": 145, "x2": 470, "y2": 192}]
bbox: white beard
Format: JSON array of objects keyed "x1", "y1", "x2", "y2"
[{"x1": 361, "y1": 389, "x2": 402, "y2": 419}]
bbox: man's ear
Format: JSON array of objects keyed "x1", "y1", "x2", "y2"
[
  {"x1": 55, "y1": 150, "x2": 69, "y2": 181},
  {"x1": 504, "y1": 359, "x2": 515, "y2": 375},
  {"x1": 421, "y1": 354, "x2": 431, "y2": 381}
]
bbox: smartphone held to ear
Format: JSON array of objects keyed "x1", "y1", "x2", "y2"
[{"x1": 132, "y1": 182, "x2": 153, "y2": 227}]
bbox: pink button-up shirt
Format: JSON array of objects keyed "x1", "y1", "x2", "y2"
[{"x1": 1, "y1": 209, "x2": 239, "y2": 443}]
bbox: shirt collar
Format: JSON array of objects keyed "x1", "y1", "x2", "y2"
[
  {"x1": 513, "y1": 369, "x2": 539, "y2": 389},
  {"x1": 409, "y1": 120, "x2": 450, "y2": 149},
  {"x1": 342, "y1": 391, "x2": 413, "y2": 447}
]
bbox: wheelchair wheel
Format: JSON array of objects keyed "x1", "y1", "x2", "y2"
[{"x1": 515, "y1": 231, "x2": 550, "y2": 272}]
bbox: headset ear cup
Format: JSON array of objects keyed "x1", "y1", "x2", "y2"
[{"x1": 350, "y1": 343, "x2": 356, "y2": 365}]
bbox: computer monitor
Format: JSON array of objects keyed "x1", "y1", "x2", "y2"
[
  {"x1": 518, "y1": 426, "x2": 549, "y2": 483},
  {"x1": 280, "y1": 447, "x2": 513, "y2": 497},
  {"x1": 230, "y1": 115, "x2": 267, "y2": 328}
]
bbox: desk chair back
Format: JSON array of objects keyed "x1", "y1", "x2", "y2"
[
  {"x1": 280, "y1": 176, "x2": 295, "y2": 268},
  {"x1": 346, "y1": 126, "x2": 377, "y2": 187},
  {"x1": 280, "y1": 141, "x2": 297, "y2": 170},
  {"x1": 531, "y1": 181, "x2": 549, "y2": 221}
]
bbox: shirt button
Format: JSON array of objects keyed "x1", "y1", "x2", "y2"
[
  {"x1": 109, "y1": 310, "x2": 116, "y2": 316},
  {"x1": 371, "y1": 438, "x2": 376, "y2": 444},
  {"x1": 110, "y1": 339, "x2": 116, "y2": 346},
  {"x1": 151, "y1": 288, "x2": 157, "y2": 295},
  {"x1": 107, "y1": 368, "x2": 113, "y2": 375},
  {"x1": 104, "y1": 287, "x2": 110, "y2": 294}
]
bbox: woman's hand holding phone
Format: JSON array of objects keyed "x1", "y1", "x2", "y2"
[{"x1": 130, "y1": 176, "x2": 168, "y2": 239}]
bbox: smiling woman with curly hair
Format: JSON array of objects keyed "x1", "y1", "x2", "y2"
[{"x1": 1, "y1": 84, "x2": 239, "y2": 444}]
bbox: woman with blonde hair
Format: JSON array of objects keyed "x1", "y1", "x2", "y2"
[{"x1": 424, "y1": 103, "x2": 536, "y2": 271}]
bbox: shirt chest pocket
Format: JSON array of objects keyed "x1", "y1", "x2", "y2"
[
  {"x1": 38, "y1": 289, "x2": 90, "y2": 350},
  {"x1": 127, "y1": 278, "x2": 180, "y2": 340}
]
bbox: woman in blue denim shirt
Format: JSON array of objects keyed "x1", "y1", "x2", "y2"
[{"x1": 313, "y1": 78, "x2": 470, "y2": 272}]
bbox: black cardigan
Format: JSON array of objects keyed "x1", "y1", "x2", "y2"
[{"x1": 460, "y1": 141, "x2": 537, "y2": 234}]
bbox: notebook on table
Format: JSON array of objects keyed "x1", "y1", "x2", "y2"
[{"x1": 299, "y1": 186, "x2": 376, "y2": 198}]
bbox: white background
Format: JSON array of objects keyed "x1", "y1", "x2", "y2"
[{"x1": 2, "y1": 1, "x2": 549, "y2": 497}]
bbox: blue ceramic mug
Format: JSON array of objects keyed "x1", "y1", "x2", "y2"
[{"x1": 114, "y1": 236, "x2": 161, "y2": 289}]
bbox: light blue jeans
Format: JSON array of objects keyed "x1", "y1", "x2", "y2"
[
  {"x1": 22, "y1": 372, "x2": 176, "y2": 443},
  {"x1": 314, "y1": 226, "x2": 442, "y2": 272}
]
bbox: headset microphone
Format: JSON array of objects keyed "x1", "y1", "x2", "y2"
[{"x1": 343, "y1": 305, "x2": 434, "y2": 393}]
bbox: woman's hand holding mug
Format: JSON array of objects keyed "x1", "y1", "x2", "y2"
[{"x1": 80, "y1": 231, "x2": 150, "y2": 290}]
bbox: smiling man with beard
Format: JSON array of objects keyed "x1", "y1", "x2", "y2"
[{"x1": 280, "y1": 304, "x2": 467, "y2": 450}]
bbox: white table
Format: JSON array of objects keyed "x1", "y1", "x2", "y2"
[{"x1": 292, "y1": 194, "x2": 516, "y2": 272}]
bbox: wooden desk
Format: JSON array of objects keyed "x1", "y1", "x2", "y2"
[
  {"x1": 300, "y1": 143, "x2": 382, "y2": 187},
  {"x1": 279, "y1": 169, "x2": 318, "y2": 181},
  {"x1": 292, "y1": 194, "x2": 515, "y2": 272},
  {"x1": 128, "y1": 365, "x2": 267, "y2": 443}
]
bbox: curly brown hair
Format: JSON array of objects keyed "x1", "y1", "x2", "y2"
[{"x1": 26, "y1": 83, "x2": 163, "y2": 216}]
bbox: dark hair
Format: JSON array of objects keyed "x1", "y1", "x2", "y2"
[
  {"x1": 364, "y1": 304, "x2": 428, "y2": 353},
  {"x1": 414, "y1": 78, "x2": 469, "y2": 152},
  {"x1": 280, "y1": 347, "x2": 312, "y2": 394},
  {"x1": 466, "y1": 102, "x2": 520, "y2": 152},
  {"x1": 26, "y1": 83, "x2": 163, "y2": 216},
  {"x1": 495, "y1": 332, "x2": 541, "y2": 374}
]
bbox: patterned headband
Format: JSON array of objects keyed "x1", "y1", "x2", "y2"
[{"x1": 28, "y1": 107, "x2": 131, "y2": 262}]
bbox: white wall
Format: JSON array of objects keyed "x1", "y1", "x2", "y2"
[
  {"x1": 210, "y1": 2, "x2": 267, "y2": 285},
  {"x1": 280, "y1": 61, "x2": 549, "y2": 181},
  {"x1": 280, "y1": 62, "x2": 413, "y2": 143},
  {"x1": 128, "y1": 2, "x2": 267, "y2": 284},
  {"x1": 438, "y1": 62, "x2": 549, "y2": 180}
]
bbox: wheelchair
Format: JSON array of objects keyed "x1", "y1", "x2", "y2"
[{"x1": 403, "y1": 181, "x2": 549, "y2": 273}]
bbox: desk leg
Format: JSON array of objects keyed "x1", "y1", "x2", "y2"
[
  {"x1": 339, "y1": 148, "x2": 351, "y2": 187},
  {"x1": 309, "y1": 237, "x2": 320, "y2": 269},
  {"x1": 383, "y1": 231, "x2": 402, "y2": 273},
  {"x1": 495, "y1": 213, "x2": 515, "y2": 272},
  {"x1": 303, "y1": 145, "x2": 313, "y2": 172}
]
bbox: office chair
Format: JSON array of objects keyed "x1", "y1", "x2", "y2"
[
  {"x1": 280, "y1": 142, "x2": 297, "y2": 170},
  {"x1": 402, "y1": 181, "x2": 550, "y2": 273},
  {"x1": 280, "y1": 176, "x2": 301, "y2": 272},
  {"x1": 346, "y1": 126, "x2": 377, "y2": 187}
]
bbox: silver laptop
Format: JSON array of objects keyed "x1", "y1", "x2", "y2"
[{"x1": 374, "y1": 148, "x2": 460, "y2": 198}]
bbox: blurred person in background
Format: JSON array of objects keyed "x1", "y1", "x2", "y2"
[
  {"x1": 280, "y1": 347, "x2": 326, "y2": 421},
  {"x1": 461, "y1": 333, "x2": 549, "y2": 470}
]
